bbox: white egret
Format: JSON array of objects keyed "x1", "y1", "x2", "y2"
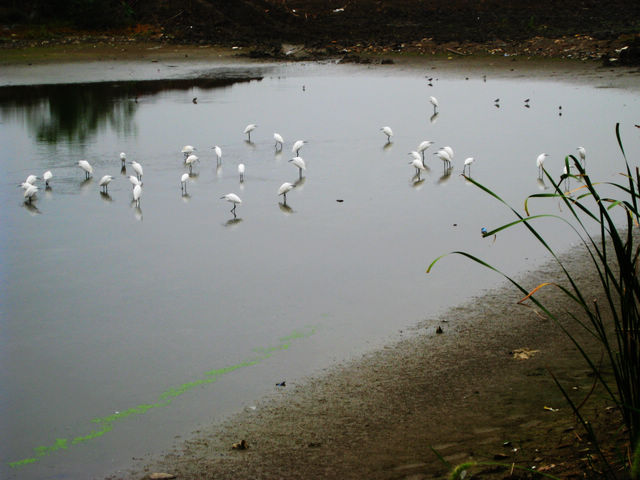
[
  {"x1": 181, "y1": 145, "x2": 195, "y2": 158},
  {"x1": 429, "y1": 95, "x2": 439, "y2": 112},
  {"x1": 23, "y1": 184, "x2": 38, "y2": 203},
  {"x1": 380, "y1": 126, "x2": 393, "y2": 142},
  {"x1": 120, "y1": 152, "x2": 127, "y2": 166},
  {"x1": 130, "y1": 160, "x2": 143, "y2": 180},
  {"x1": 278, "y1": 182, "x2": 295, "y2": 204},
  {"x1": 99, "y1": 175, "x2": 114, "y2": 193},
  {"x1": 244, "y1": 124, "x2": 257, "y2": 141},
  {"x1": 577, "y1": 146, "x2": 586, "y2": 167},
  {"x1": 410, "y1": 157, "x2": 427, "y2": 178},
  {"x1": 25, "y1": 174, "x2": 37, "y2": 185},
  {"x1": 463, "y1": 157, "x2": 475, "y2": 175},
  {"x1": 128, "y1": 175, "x2": 141, "y2": 187},
  {"x1": 435, "y1": 149, "x2": 452, "y2": 169},
  {"x1": 180, "y1": 173, "x2": 189, "y2": 193},
  {"x1": 238, "y1": 163, "x2": 245, "y2": 182},
  {"x1": 292, "y1": 139, "x2": 306, "y2": 155},
  {"x1": 185, "y1": 154, "x2": 199, "y2": 174},
  {"x1": 210, "y1": 145, "x2": 221, "y2": 164},
  {"x1": 19, "y1": 181, "x2": 32, "y2": 190},
  {"x1": 132, "y1": 184, "x2": 142, "y2": 207},
  {"x1": 536, "y1": 153, "x2": 549, "y2": 178},
  {"x1": 221, "y1": 193, "x2": 242, "y2": 216},
  {"x1": 289, "y1": 156, "x2": 306, "y2": 179},
  {"x1": 274, "y1": 133, "x2": 284, "y2": 150},
  {"x1": 442, "y1": 145, "x2": 454, "y2": 160},
  {"x1": 78, "y1": 160, "x2": 93, "y2": 179},
  {"x1": 417, "y1": 140, "x2": 434, "y2": 160},
  {"x1": 43, "y1": 170, "x2": 52, "y2": 187}
]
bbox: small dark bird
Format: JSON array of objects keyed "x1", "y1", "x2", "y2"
[
  {"x1": 524, "y1": 98, "x2": 530, "y2": 102},
  {"x1": 192, "y1": 97, "x2": 197, "y2": 104},
  {"x1": 276, "y1": 381, "x2": 286, "y2": 387},
  {"x1": 436, "y1": 326, "x2": 443, "y2": 334},
  {"x1": 494, "y1": 98, "x2": 500, "y2": 103}
]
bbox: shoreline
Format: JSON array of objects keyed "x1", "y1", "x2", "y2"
[{"x1": 125, "y1": 241, "x2": 626, "y2": 479}]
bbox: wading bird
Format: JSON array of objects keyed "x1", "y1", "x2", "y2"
[
  {"x1": 120, "y1": 152, "x2": 127, "y2": 166},
  {"x1": 185, "y1": 154, "x2": 199, "y2": 174},
  {"x1": 181, "y1": 145, "x2": 195, "y2": 158},
  {"x1": 221, "y1": 193, "x2": 242, "y2": 216},
  {"x1": 417, "y1": 140, "x2": 434, "y2": 161},
  {"x1": 289, "y1": 156, "x2": 306, "y2": 179},
  {"x1": 78, "y1": 160, "x2": 93, "y2": 179},
  {"x1": 133, "y1": 184, "x2": 142, "y2": 207},
  {"x1": 244, "y1": 124, "x2": 257, "y2": 141},
  {"x1": 238, "y1": 163, "x2": 245, "y2": 182},
  {"x1": 23, "y1": 184, "x2": 38, "y2": 203},
  {"x1": 429, "y1": 96, "x2": 439, "y2": 113},
  {"x1": 181, "y1": 173, "x2": 189, "y2": 194},
  {"x1": 274, "y1": 133, "x2": 284, "y2": 150},
  {"x1": 278, "y1": 182, "x2": 295, "y2": 205},
  {"x1": 130, "y1": 160, "x2": 143, "y2": 180},
  {"x1": 536, "y1": 153, "x2": 548, "y2": 178},
  {"x1": 43, "y1": 170, "x2": 52, "y2": 187},
  {"x1": 292, "y1": 139, "x2": 306, "y2": 156},
  {"x1": 99, "y1": 175, "x2": 113, "y2": 193},
  {"x1": 380, "y1": 126, "x2": 393, "y2": 143},
  {"x1": 213, "y1": 145, "x2": 222, "y2": 164},
  {"x1": 463, "y1": 157, "x2": 475, "y2": 175}
]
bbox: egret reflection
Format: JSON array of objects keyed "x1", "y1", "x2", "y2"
[{"x1": 279, "y1": 202, "x2": 294, "y2": 214}]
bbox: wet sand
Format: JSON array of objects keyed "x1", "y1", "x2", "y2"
[{"x1": 125, "y1": 241, "x2": 627, "y2": 479}]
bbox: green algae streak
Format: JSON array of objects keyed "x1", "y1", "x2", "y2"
[{"x1": 8, "y1": 325, "x2": 317, "y2": 469}]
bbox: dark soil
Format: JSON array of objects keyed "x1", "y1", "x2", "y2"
[{"x1": 2, "y1": 0, "x2": 640, "y2": 63}]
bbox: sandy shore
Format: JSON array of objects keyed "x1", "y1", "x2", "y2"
[{"x1": 122, "y1": 240, "x2": 628, "y2": 479}]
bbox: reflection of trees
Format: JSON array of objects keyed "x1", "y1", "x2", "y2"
[{"x1": 0, "y1": 76, "x2": 261, "y2": 144}]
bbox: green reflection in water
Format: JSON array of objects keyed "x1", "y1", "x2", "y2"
[
  {"x1": 0, "y1": 75, "x2": 261, "y2": 144},
  {"x1": 8, "y1": 325, "x2": 316, "y2": 469}
]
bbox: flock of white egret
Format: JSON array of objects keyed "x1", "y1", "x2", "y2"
[
  {"x1": 16, "y1": 93, "x2": 588, "y2": 215},
  {"x1": 16, "y1": 123, "x2": 315, "y2": 219}
]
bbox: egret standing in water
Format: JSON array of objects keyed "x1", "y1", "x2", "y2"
[
  {"x1": 278, "y1": 182, "x2": 295, "y2": 205},
  {"x1": 78, "y1": 160, "x2": 93, "y2": 179},
  {"x1": 180, "y1": 173, "x2": 189, "y2": 194},
  {"x1": 221, "y1": 193, "x2": 242, "y2": 217},
  {"x1": 23, "y1": 184, "x2": 38, "y2": 203},
  {"x1": 429, "y1": 96, "x2": 439, "y2": 113},
  {"x1": 238, "y1": 163, "x2": 245, "y2": 182},
  {"x1": 128, "y1": 175, "x2": 141, "y2": 187},
  {"x1": 274, "y1": 133, "x2": 284, "y2": 150},
  {"x1": 289, "y1": 156, "x2": 306, "y2": 179},
  {"x1": 576, "y1": 146, "x2": 586, "y2": 167},
  {"x1": 417, "y1": 140, "x2": 434, "y2": 162},
  {"x1": 292, "y1": 139, "x2": 306, "y2": 156},
  {"x1": 181, "y1": 145, "x2": 195, "y2": 158},
  {"x1": 185, "y1": 154, "x2": 199, "y2": 174},
  {"x1": 380, "y1": 126, "x2": 393, "y2": 143},
  {"x1": 463, "y1": 157, "x2": 475, "y2": 175},
  {"x1": 131, "y1": 160, "x2": 143, "y2": 180},
  {"x1": 120, "y1": 152, "x2": 127, "y2": 166},
  {"x1": 99, "y1": 175, "x2": 114, "y2": 193},
  {"x1": 410, "y1": 156, "x2": 427, "y2": 179},
  {"x1": 213, "y1": 145, "x2": 222, "y2": 164},
  {"x1": 536, "y1": 153, "x2": 549, "y2": 178},
  {"x1": 435, "y1": 149, "x2": 452, "y2": 169},
  {"x1": 25, "y1": 174, "x2": 37, "y2": 185},
  {"x1": 133, "y1": 184, "x2": 142, "y2": 206},
  {"x1": 43, "y1": 170, "x2": 52, "y2": 187},
  {"x1": 244, "y1": 124, "x2": 257, "y2": 141}
]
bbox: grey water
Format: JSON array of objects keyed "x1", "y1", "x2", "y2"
[{"x1": 1, "y1": 59, "x2": 638, "y2": 479}]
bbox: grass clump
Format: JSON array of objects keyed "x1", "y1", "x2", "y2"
[{"x1": 428, "y1": 123, "x2": 640, "y2": 478}]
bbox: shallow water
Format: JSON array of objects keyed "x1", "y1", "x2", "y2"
[{"x1": 1, "y1": 59, "x2": 638, "y2": 479}]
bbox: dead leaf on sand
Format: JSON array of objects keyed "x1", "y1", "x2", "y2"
[{"x1": 511, "y1": 348, "x2": 539, "y2": 360}]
